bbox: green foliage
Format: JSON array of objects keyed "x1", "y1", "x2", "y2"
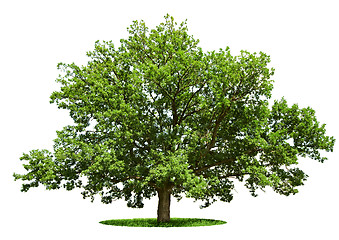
[
  {"x1": 14, "y1": 14, "x2": 335, "y2": 209},
  {"x1": 99, "y1": 218, "x2": 226, "y2": 227}
]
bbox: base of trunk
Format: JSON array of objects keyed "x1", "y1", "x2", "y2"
[{"x1": 157, "y1": 185, "x2": 172, "y2": 223}]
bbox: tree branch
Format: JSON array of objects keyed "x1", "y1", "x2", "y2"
[
  {"x1": 204, "y1": 106, "x2": 230, "y2": 153},
  {"x1": 221, "y1": 172, "x2": 251, "y2": 179},
  {"x1": 145, "y1": 77, "x2": 174, "y2": 101},
  {"x1": 177, "y1": 64, "x2": 193, "y2": 92},
  {"x1": 132, "y1": 139, "x2": 150, "y2": 152},
  {"x1": 179, "y1": 107, "x2": 205, "y2": 123},
  {"x1": 111, "y1": 175, "x2": 144, "y2": 184},
  {"x1": 178, "y1": 83, "x2": 205, "y2": 125},
  {"x1": 172, "y1": 95, "x2": 178, "y2": 126},
  {"x1": 193, "y1": 157, "x2": 236, "y2": 174},
  {"x1": 145, "y1": 107, "x2": 162, "y2": 127},
  {"x1": 193, "y1": 148, "x2": 263, "y2": 174}
]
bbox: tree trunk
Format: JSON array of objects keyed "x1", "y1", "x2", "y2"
[{"x1": 157, "y1": 185, "x2": 172, "y2": 223}]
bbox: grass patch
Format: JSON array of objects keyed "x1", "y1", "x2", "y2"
[{"x1": 99, "y1": 218, "x2": 226, "y2": 227}]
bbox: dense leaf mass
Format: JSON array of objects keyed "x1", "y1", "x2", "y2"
[{"x1": 14, "y1": 15, "x2": 335, "y2": 209}]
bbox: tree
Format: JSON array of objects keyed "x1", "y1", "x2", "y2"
[{"x1": 14, "y1": 15, "x2": 335, "y2": 223}]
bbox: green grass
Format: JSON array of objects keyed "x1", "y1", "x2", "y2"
[{"x1": 99, "y1": 218, "x2": 226, "y2": 227}]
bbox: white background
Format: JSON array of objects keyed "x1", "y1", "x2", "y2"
[{"x1": 1, "y1": 0, "x2": 338, "y2": 239}]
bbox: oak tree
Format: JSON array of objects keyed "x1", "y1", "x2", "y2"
[{"x1": 14, "y1": 15, "x2": 335, "y2": 223}]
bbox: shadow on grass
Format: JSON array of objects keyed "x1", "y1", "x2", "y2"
[{"x1": 99, "y1": 218, "x2": 227, "y2": 227}]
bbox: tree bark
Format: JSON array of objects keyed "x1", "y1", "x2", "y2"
[{"x1": 157, "y1": 185, "x2": 172, "y2": 223}]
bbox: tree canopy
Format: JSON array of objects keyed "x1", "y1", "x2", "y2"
[{"x1": 14, "y1": 15, "x2": 335, "y2": 222}]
